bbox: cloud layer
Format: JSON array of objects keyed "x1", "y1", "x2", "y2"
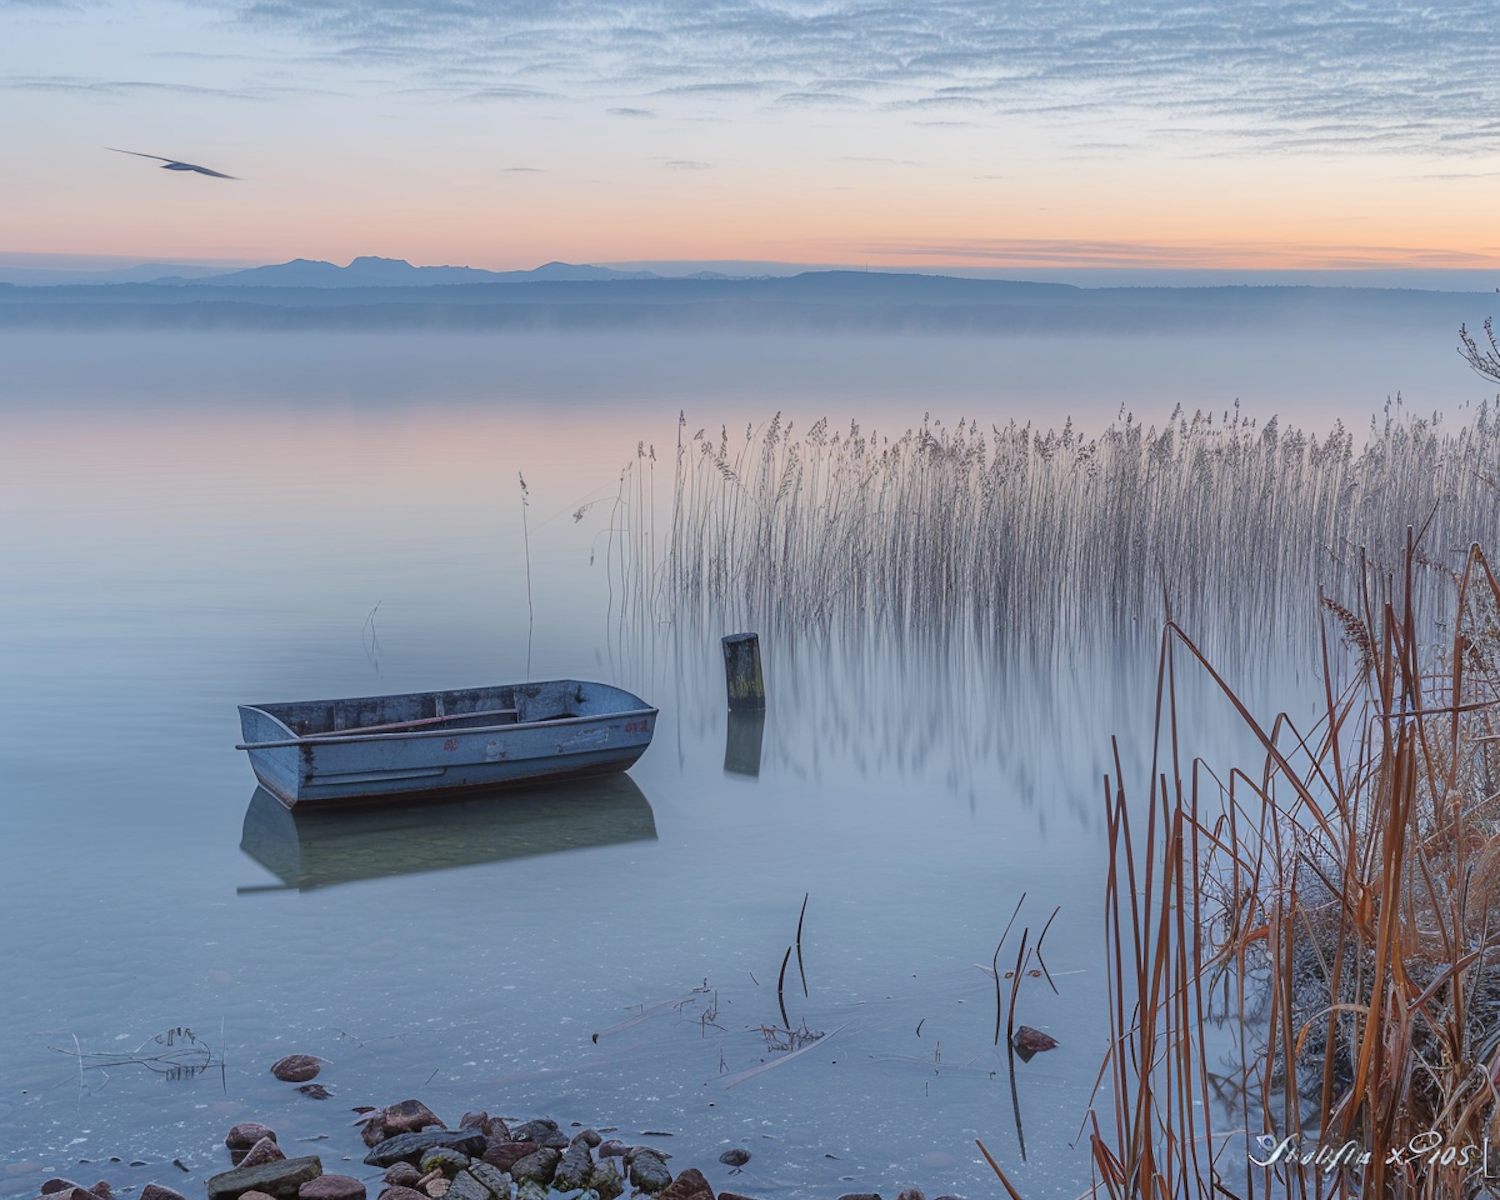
[{"x1": 226, "y1": 0, "x2": 1500, "y2": 153}]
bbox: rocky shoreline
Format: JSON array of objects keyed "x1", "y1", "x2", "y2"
[{"x1": 24, "y1": 1095, "x2": 960, "y2": 1200}]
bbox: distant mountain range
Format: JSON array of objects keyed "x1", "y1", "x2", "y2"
[
  {"x1": 180, "y1": 256, "x2": 662, "y2": 287},
  {"x1": 1, "y1": 264, "x2": 1493, "y2": 337}
]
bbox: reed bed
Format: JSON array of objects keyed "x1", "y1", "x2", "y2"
[
  {"x1": 1086, "y1": 540, "x2": 1500, "y2": 1200},
  {"x1": 622, "y1": 404, "x2": 1500, "y2": 656}
]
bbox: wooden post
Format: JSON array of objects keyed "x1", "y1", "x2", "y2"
[{"x1": 721, "y1": 632, "x2": 765, "y2": 711}]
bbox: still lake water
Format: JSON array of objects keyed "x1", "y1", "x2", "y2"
[{"x1": 1, "y1": 325, "x2": 1490, "y2": 1199}]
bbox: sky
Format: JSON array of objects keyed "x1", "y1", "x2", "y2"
[{"x1": 3, "y1": 0, "x2": 1499, "y2": 271}]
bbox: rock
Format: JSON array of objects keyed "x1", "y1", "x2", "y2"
[
  {"x1": 1011, "y1": 1025, "x2": 1059, "y2": 1061},
  {"x1": 297, "y1": 1085, "x2": 333, "y2": 1100},
  {"x1": 383, "y1": 1165, "x2": 420, "y2": 1188},
  {"x1": 364, "y1": 1131, "x2": 487, "y2": 1169},
  {"x1": 718, "y1": 1149, "x2": 751, "y2": 1168},
  {"x1": 226, "y1": 1125, "x2": 279, "y2": 1152},
  {"x1": 376, "y1": 1188, "x2": 426, "y2": 1200},
  {"x1": 412, "y1": 1173, "x2": 442, "y2": 1193},
  {"x1": 506, "y1": 1148, "x2": 560, "y2": 1187},
  {"x1": 40, "y1": 1182, "x2": 80, "y2": 1195},
  {"x1": 835, "y1": 1194, "x2": 883, "y2": 1200},
  {"x1": 478, "y1": 1144, "x2": 537, "y2": 1173},
  {"x1": 381, "y1": 1101, "x2": 445, "y2": 1138},
  {"x1": 596, "y1": 1140, "x2": 629, "y2": 1159},
  {"x1": 271, "y1": 1056, "x2": 322, "y2": 1083},
  {"x1": 424, "y1": 1182, "x2": 447, "y2": 1199},
  {"x1": 457, "y1": 1113, "x2": 487, "y2": 1131},
  {"x1": 205, "y1": 1156, "x2": 323, "y2": 1200},
  {"x1": 719, "y1": 1193, "x2": 764, "y2": 1200},
  {"x1": 627, "y1": 1151, "x2": 672, "y2": 1194},
  {"x1": 299, "y1": 1178, "x2": 366, "y2": 1200},
  {"x1": 417, "y1": 1151, "x2": 472, "y2": 1176},
  {"x1": 479, "y1": 1116, "x2": 511, "y2": 1144},
  {"x1": 896, "y1": 1190, "x2": 927, "y2": 1200},
  {"x1": 140, "y1": 1185, "x2": 187, "y2": 1200},
  {"x1": 507, "y1": 1120, "x2": 567, "y2": 1149},
  {"x1": 587, "y1": 1160, "x2": 624, "y2": 1200},
  {"x1": 658, "y1": 1168, "x2": 713, "y2": 1200},
  {"x1": 463, "y1": 1163, "x2": 510, "y2": 1199},
  {"x1": 240, "y1": 1193, "x2": 277, "y2": 1200},
  {"x1": 553, "y1": 1138, "x2": 596, "y2": 1192},
  {"x1": 88, "y1": 1184, "x2": 112, "y2": 1198},
  {"x1": 514, "y1": 1184, "x2": 547, "y2": 1200},
  {"x1": 570, "y1": 1130, "x2": 602, "y2": 1150},
  {"x1": 238, "y1": 1139, "x2": 288, "y2": 1170},
  {"x1": 441, "y1": 1173, "x2": 487, "y2": 1200}
]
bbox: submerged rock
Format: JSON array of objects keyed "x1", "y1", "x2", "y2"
[
  {"x1": 270, "y1": 1056, "x2": 322, "y2": 1083},
  {"x1": 718, "y1": 1149, "x2": 750, "y2": 1168},
  {"x1": 1010, "y1": 1026, "x2": 1059, "y2": 1061}
]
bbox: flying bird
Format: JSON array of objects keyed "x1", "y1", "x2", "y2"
[{"x1": 107, "y1": 148, "x2": 238, "y2": 179}]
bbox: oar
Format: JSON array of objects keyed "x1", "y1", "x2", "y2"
[{"x1": 236, "y1": 707, "x2": 519, "y2": 749}]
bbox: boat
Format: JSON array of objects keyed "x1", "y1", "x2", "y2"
[
  {"x1": 238, "y1": 774, "x2": 658, "y2": 890},
  {"x1": 236, "y1": 679, "x2": 656, "y2": 808}
]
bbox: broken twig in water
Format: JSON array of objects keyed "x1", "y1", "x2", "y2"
[{"x1": 717, "y1": 1023, "x2": 848, "y2": 1088}]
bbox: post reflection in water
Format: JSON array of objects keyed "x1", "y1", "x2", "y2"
[
  {"x1": 238, "y1": 774, "x2": 657, "y2": 892},
  {"x1": 722, "y1": 709, "x2": 766, "y2": 777}
]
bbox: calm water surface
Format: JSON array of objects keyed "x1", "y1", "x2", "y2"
[{"x1": 1, "y1": 328, "x2": 1484, "y2": 1198}]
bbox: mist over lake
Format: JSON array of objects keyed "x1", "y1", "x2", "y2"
[{"x1": 2, "y1": 309, "x2": 1497, "y2": 1199}]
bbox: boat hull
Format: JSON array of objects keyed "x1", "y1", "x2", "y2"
[{"x1": 237, "y1": 680, "x2": 656, "y2": 809}]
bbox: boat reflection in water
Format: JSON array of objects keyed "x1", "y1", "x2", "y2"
[{"x1": 239, "y1": 774, "x2": 657, "y2": 892}]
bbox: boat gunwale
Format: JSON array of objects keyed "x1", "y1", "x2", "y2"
[{"x1": 236, "y1": 705, "x2": 659, "y2": 751}]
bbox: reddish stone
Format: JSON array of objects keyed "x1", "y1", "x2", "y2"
[
  {"x1": 458, "y1": 1112, "x2": 487, "y2": 1131},
  {"x1": 1011, "y1": 1025, "x2": 1059, "y2": 1060},
  {"x1": 376, "y1": 1188, "x2": 426, "y2": 1200},
  {"x1": 658, "y1": 1168, "x2": 714, "y2": 1200},
  {"x1": 298, "y1": 1176, "x2": 366, "y2": 1200},
  {"x1": 227, "y1": 1125, "x2": 279, "y2": 1151},
  {"x1": 478, "y1": 1143, "x2": 537, "y2": 1173},
  {"x1": 88, "y1": 1184, "x2": 112, "y2": 1199},
  {"x1": 382, "y1": 1165, "x2": 420, "y2": 1188},
  {"x1": 238, "y1": 1139, "x2": 287, "y2": 1170},
  {"x1": 270, "y1": 1056, "x2": 321, "y2": 1084},
  {"x1": 140, "y1": 1186, "x2": 187, "y2": 1200},
  {"x1": 381, "y1": 1101, "x2": 442, "y2": 1137},
  {"x1": 40, "y1": 1182, "x2": 79, "y2": 1195}
]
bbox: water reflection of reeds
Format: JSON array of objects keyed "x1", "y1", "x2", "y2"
[{"x1": 621, "y1": 404, "x2": 1500, "y2": 659}]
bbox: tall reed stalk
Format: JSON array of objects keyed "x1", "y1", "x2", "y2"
[
  {"x1": 626, "y1": 405, "x2": 1500, "y2": 658},
  {"x1": 1090, "y1": 538, "x2": 1500, "y2": 1199}
]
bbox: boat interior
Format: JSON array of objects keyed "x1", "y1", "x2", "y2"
[{"x1": 256, "y1": 681, "x2": 597, "y2": 738}]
